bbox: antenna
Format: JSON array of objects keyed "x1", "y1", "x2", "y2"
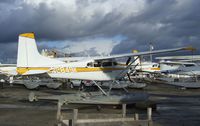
[{"x1": 149, "y1": 42, "x2": 154, "y2": 62}]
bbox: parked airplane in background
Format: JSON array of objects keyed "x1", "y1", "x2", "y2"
[
  {"x1": 137, "y1": 54, "x2": 200, "y2": 89},
  {"x1": 0, "y1": 63, "x2": 17, "y2": 76},
  {"x1": 128, "y1": 50, "x2": 160, "y2": 73},
  {"x1": 156, "y1": 55, "x2": 199, "y2": 61},
  {"x1": 133, "y1": 61, "x2": 160, "y2": 73},
  {"x1": 153, "y1": 60, "x2": 200, "y2": 88},
  {"x1": 158, "y1": 60, "x2": 200, "y2": 76},
  {"x1": 156, "y1": 55, "x2": 200, "y2": 75}
]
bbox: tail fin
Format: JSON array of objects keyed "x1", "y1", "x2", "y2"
[{"x1": 17, "y1": 33, "x2": 64, "y2": 74}]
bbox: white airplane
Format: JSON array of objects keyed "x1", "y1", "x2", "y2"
[
  {"x1": 15, "y1": 32, "x2": 194, "y2": 104},
  {"x1": 152, "y1": 60, "x2": 200, "y2": 88},
  {"x1": 133, "y1": 61, "x2": 160, "y2": 73},
  {"x1": 155, "y1": 54, "x2": 200, "y2": 76},
  {"x1": 16, "y1": 33, "x2": 194, "y2": 82},
  {"x1": 131, "y1": 50, "x2": 160, "y2": 73},
  {"x1": 159, "y1": 60, "x2": 200, "y2": 76}
]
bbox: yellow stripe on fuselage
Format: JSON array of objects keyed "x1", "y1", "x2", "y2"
[
  {"x1": 75, "y1": 67, "x2": 123, "y2": 72},
  {"x1": 150, "y1": 67, "x2": 160, "y2": 71},
  {"x1": 17, "y1": 67, "x2": 50, "y2": 75},
  {"x1": 17, "y1": 67, "x2": 125, "y2": 75},
  {"x1": 117, "y1": 63, "x2": 127, "y2": 66},
  {"x1": 141, "y1": 67, "x2": 160, "y2": 72}
]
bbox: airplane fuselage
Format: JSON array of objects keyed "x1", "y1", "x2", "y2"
[{"x1": 17, "y1": 60, "x2": 128, "y2": 81}]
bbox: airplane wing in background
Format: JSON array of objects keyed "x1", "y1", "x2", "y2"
[
  {"x1": 159, "y1": 61, "x2": 197, "y2": 65},
  {"x1": 0, "y1": 64, "x2": 16, "y2": 67},
  {"x1": 156, "y1": 55, "x2": 200, "y2": 60}
]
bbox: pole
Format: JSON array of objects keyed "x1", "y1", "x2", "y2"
[
  {"x1": 57, "y1": 102, "x2": 62, "y2": 126},
  {"x1": 135, "y1": 113, "x2": 139, "y2": 120},
  {"x1": 147, "y1": 107, "x2": 153, "y2": 126},
  {"x1": 122, "y1": 104, "x2": 126, "y2": 118},
  {"x1": 72, "y1": 109, "x2": 78, "y2": 126},
  {"x1": 147, "y1": 107, "x2": 152, "y2": 120},
  {"x1": 149, "y1": 42, "x2": 153, "y2": 62}
]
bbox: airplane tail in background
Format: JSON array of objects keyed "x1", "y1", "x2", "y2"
[
  {"x1": 17, "y1": 33, "x2": 64, "y2": 75},
  {"x1": 132, "y1": 50, "x2": 141, "y2": 65}
]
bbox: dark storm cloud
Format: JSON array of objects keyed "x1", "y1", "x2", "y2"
[
  {"x1": 0, "y1": 0, "x2": 16, "y2": 4},
  {"x1": 0, "y1": 0, "x2": 200, "y2": 63},
  {"x1": 0, "y1": 43, "x2": 17, "y2": 63},
  {"x1": 112, "y1": 0, "x2": 200, "y2": 54},
  {"x1": 0, "y1": 0, "x2": 122, "y2": 42},
  {"x1": 0, "y1": 0, "x2": 149, "y2": 43}
]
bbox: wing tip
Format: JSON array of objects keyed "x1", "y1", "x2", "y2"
[{"x1": 183, "y1": 46, "x2": 196, "y2": 51}]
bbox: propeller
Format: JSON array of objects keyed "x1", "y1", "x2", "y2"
[{"x1": 127, "y1": 73, "x2": 133, "y2": 82}]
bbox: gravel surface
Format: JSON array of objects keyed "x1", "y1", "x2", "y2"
[{"x1": 1, "y1": 83, "x2": 200, "y2": 126}]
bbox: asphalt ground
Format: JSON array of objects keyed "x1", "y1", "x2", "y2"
[{"x1": 0, "y1": 83, "x2": 200, "y2": 126}]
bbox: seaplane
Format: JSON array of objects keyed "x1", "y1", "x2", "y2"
[
  {"x1": 156, "y1": 55, "x2": 200, "y2": 76},
  {"x1": 0, "y1": 63, "x2": 17, "y2": 85},
  {"x1": 148, "y1": 55, "x2": 200, "y2": 89},
  {"x1": 16, "y1": 32, "x2": 194, "y2": 105},
  {"x1": 0, "y1": 63, "x2": 17, "y2": 76},
  {"x1": 0, "y1": 63, "x2": 63, "y2": 89}
]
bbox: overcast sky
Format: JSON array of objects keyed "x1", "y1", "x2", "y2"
[{"x1": 0, "y1": 0, "x2": 199, "y2": 63}]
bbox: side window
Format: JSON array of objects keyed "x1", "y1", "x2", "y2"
[
  {"x1": 153, "y1": 64, "x2": 158, "y2": 67},
  {"x1": 113, "y1": 62, "x2": 118, "y2": 66},
  {"x1": 87, "y1": 62, "x2": 93, "y2": 67},
  {"x1": 93, "y1": 60, "x2": 117, "y2": 67},
  {"x1": 94, "y1": 62, "x2": 101, "y2": 67},
  {"x1": 102, "y1": 62, "x2": 112, "y2": 67}
]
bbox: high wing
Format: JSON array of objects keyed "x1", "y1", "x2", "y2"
[
  {"x1": 57, "y1": 47, "x2": 195, "y2": 62},
  {"x1": 56, "y1": 57, "x2": 91, "y2": 62},
  {"x1": 0, "y1": 64, "x2": 16, "y2": 67},
  {"x1": 92, "y1": 47, "x2": 195, "y2": 61},
  {"x1": 159, "y1": 61, "x2": 197, "y2": 65}
]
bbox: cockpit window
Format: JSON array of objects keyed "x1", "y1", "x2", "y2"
[
  {"x1": 113, "y1": 62, "x2": 118, "y2": 66},
  {"x1": 89, "y1": 60, "x2": 118, "y2": 67},
  {"x1": 152, "y1": 64, "x2": 158, "y2": 67},
  {"x1": 87, "y1": 62, "x2": 93, "y2": 67},
  {"x1": 94, "y1": 62, "x2": 101, "y2": 67},
  {"x1": 102, "y1": 62, "x2": 113, "y2": 67}
]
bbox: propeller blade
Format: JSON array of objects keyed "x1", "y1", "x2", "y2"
[
  {"x1": 126, "y1": 57, "x2": 131, "y2": 65},
  {"x1": 127, "y1": 73, "x2": 133, "y2": 82}
]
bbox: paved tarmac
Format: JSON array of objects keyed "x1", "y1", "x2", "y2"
[{"x1": 0, "y1": 83, "x2": 200, "y2": 126}]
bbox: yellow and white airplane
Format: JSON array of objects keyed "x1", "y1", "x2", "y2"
[
  {"x1": 14, "y1": 32, "x2": 195, "y2": 104},
  {"x1": 16, "y1": 33, "x2": 194, "y2": 82}
]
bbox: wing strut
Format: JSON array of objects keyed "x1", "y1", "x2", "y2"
[{"x1": 92, "y1": 81, "x2": 108, "y2": 96}]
